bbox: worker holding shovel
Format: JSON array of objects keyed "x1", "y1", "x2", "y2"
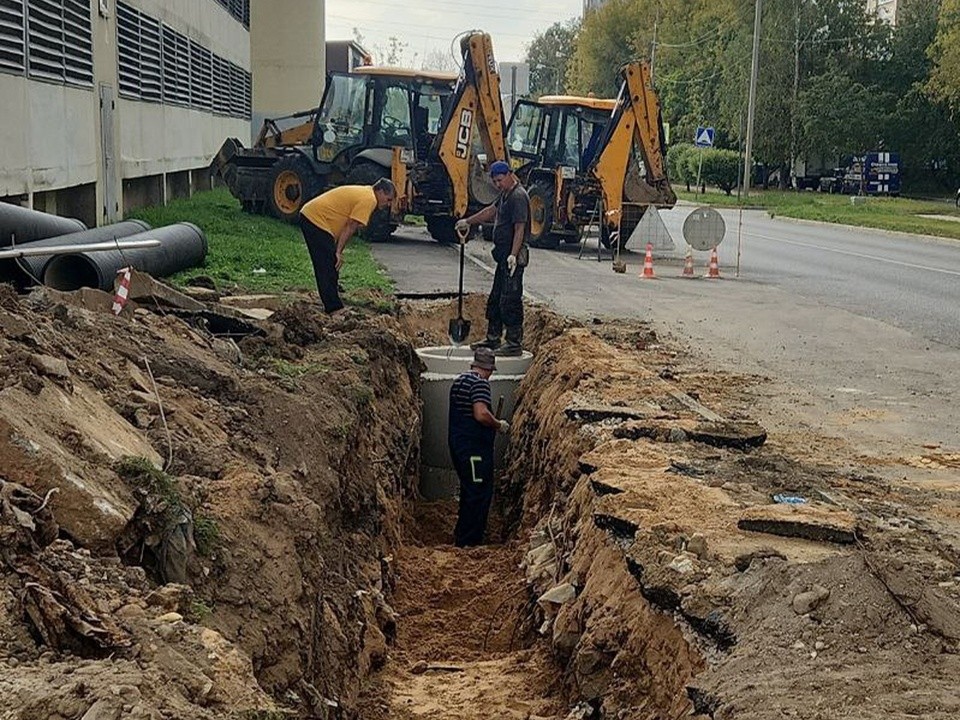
[
  {"x1": 455, "y1": 161, "x2": 530, "y2": 357},
  {"x1": 448, "y1": 346, "x2": 510, "y2": 547}
]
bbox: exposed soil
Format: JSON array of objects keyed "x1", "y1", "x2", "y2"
[
  {"x1": 0, "y1": 285, "x2": 421, "y2": 718},
  {"x1": 1, "y1": 281, "x2": 958, "y2": 720}
]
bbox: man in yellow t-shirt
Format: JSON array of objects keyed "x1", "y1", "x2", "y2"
[{"x1": 299, "y1": 178, "x2": 395, "y2": 313}]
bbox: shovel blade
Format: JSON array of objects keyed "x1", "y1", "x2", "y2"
[{"x1": 448, "y1": 318, "x2": 472, "y2": 346}]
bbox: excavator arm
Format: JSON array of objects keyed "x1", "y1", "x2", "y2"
[
  {"x1": 431, "y1": 32, "x2": 508, "y2": 217},
  {"x1": 589, "y1": 61, "x2": 676, "y2": 228}
]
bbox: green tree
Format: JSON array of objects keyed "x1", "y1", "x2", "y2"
[
  {"x1": 927, "y1": 0, "x2": 960, "y2": 115},
  {"x1": 666, "y1": 142, "x2": 696, "y2": 191},
  {"x1": 797, "y1": 69, "x2": 878, "y2": 160},
  {"x1": 525, "y1": 19, "x2": 581, "y2": 97},
  {"x1": 700, "y1": 148, "x2": 741, "y2": 194}
]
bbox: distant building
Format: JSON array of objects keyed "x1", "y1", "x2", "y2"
[
  {"x1": 866, "y1": 0, "x2": 899, "y2": 24},
  {"x1": 583, "y1": 0, "x2": 609, "y2": 16},
  {"x1": 326, "y1": 41, "x2": 372, "y2": 75}
]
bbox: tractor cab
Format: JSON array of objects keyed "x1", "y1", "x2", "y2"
[
  {"x1": 312, "y1": 66, "x2": 457, "y2": 166},
  {"x1": 506, "y1": 95, "x2": 615, "y2": 174}
]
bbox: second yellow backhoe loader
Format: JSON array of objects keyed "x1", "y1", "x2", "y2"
[{"x1": 505, "y1": 60, "x2": 675, "y2": 249}]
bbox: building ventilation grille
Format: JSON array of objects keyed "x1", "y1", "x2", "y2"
[
  {"x1": 26, "y1": 0, "x2": 92, "y2": 86},
  {"x1": 117, "y1": 2, "x2": 249, "y2": 119},
  {"x1": 215, "y1": 0, "x2": 249, "y2": 29},
  {"x1": 0, "y1": 0, "x2": 25, "y2": 75}
]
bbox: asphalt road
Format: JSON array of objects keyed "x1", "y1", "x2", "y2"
[{"x1": 372, "y1": 208, "x2": 960, "y2": 475}]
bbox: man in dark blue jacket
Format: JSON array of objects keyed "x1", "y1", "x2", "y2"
[
  {"x1": 456, "y1": 160, "x2": 530, "y2": 357},
  {"x1": 448, "y1": 347, "x2": 510, "y2": 547}
]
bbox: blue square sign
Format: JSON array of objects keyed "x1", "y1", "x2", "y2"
[{"x1": 695, "y1": 126, "x2": 715, "y2": 148}]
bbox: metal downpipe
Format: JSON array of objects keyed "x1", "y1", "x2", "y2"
[
  {"x1": 4, "y1": 220, "x2": 152, "y2": 287},
  {"x1": 43, "y1": 223, "x2": 208, "y2": 292},
  {"x1": 0, "y1": 202, "x2": 87, "y2": 246}
]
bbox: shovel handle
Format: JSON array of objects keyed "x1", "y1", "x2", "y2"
[{"x1": 495, "y1": 396, "x2": 504, "y2": 419}]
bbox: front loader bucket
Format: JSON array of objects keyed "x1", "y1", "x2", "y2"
[{"x1": 210, "y1": 138, "x2": 276, "y2": 213}]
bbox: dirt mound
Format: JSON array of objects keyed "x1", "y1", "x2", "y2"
[
  {"x1": 0, "y1": 287, "x2": 422, "y2": 717},
  {"x1": 505, "y1": 320, "x2": 960, "y2": 718},
  {"x1": 397, "y1": 294, "x2": 576, "y2": 351}
]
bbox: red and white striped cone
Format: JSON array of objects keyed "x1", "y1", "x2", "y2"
[
  {"x1": 112, "y1": 267, "x2": 133, "y2": 315},
  {"x1": 704, "y1": 247, "x2": 721, "y2": 279},
  {"x1": 640, "y1": 242, "x2": 656, "y2": 279},
  {"x1": 681, "y1": 250, "x2": 696, "y2": 278}
]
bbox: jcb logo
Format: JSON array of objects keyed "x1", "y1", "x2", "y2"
[{"x1": 455, "y1": 108, "x2": 474, "y2": 159}]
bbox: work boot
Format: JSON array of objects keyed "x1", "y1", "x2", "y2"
[
  {"x1": 495, "y1": 325, "x2": 523, "y2": 356},
  {"x1": 470, "y1": 336, "x2": 501, "y2": 350}
]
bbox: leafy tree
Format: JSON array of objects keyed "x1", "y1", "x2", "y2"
[
  {"x1": 568, "y1": 0, "x2": 648, "y2": 97},
  {"x1": 700, "y1": 148, "x2": 741, "y2": 194},
  {"x1": 524, "y1": 19, "x2": 581, "y2": 97},
  {"x1": 666, "y1": 142, "x2": 696, "y2": 191},
  {"x1": 797, "y1": 69, "x2": 878, "y2": 160},
  {"x1": 927, "y1": 0, "x2": 960, "y2": 116}
]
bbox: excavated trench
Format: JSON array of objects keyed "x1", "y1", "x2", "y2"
[
  {"x1": 4, "y1": 290, "x2": 956, "y2": 720},
  {"x1": 355, "y1": 298, "x2": 711, "y2": 720}
]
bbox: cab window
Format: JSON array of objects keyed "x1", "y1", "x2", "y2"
[{"x1": 506, "y1": 101, "x2": 544, "y2": 157}]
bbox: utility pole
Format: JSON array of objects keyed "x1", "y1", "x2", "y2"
[
  {"x1": 743, "y1": 0, "x2": 762, "y2": 198},
  {"x1": 650, "y1": 3, "x2": 660, "y2": 82},
  {"x1": 791, "y1": 0, "x2": 800, "y2": 190}
]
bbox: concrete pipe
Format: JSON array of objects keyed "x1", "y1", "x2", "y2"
[
  {"x1": 415, "y1": 345, "x2": 534, "y2": 500},
  {"x1": 0, "y1": 202, "x2": 86, "y2": 246},
  {"x1": 4, "y1": 220, "x2": 151, "y2": 287},
  {"x1": 43, "y1": 222, "x2": 208, "y2": 292}
]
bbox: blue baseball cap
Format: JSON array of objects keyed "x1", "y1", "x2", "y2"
[{"x1": 489, "y1": 160, "x2": 511, "y2": 177}]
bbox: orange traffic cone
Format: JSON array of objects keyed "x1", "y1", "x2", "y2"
[
  {"x1": 705, "y1": 247, "x2": 721, "y2": 279},
  {"x1": 640, "y1": 243, "x2": 656, "y2": 279},
  {"x1": 681, "y1": 250, "x2": 695, "y2": 278}
]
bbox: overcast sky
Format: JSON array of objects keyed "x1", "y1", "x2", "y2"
[{"x1": 326, "y1": 0, "x2": 583, "y2": 67}]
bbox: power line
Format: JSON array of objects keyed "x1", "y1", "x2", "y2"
[
  {"x1": 326, "y1": 13, "x2": 539, "y2": 41},
  {"x1": 655, "y1": 70, "x2": 726, "y2": 85},
  {"x1": 329, "y1": 0, "x2": 576, "y2": 21},
  {"x1": 653, "y1": 9, "x2": 744, "y2": 48}
]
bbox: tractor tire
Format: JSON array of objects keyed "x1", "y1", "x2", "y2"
[
  {"x1": 268, "y1": 155, "x2": 323, "y2": 223},
  {"x1": 346, "y1": 162, "x2": 396, "y2": 242},
  {"x1": 527, "y1": 182, "x2": 559, "y2": 249},
  {"x1": 426, "y1": 215, "x2": 457, "y2": 243}
]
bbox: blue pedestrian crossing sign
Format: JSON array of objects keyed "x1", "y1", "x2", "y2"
[{"x1": 695, "y1": 126, "x2": 715, "y2": 148}]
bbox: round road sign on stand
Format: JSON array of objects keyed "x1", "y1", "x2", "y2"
[{"x1": 683, "y1": 206, "x2": 725, "y2": 251}]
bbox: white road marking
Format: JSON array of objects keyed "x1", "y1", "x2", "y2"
[{"x1": 744, "y1": 231, "x2": 960, "y2": 277}]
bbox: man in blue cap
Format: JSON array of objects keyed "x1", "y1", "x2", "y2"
[{"x1": 455, "y1": 160, "x2": 530, "y2": 357}]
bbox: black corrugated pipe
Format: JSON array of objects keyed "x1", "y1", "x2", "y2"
[
  {"x1": 0, "y1": 202, "x2": 87, "y2": 246},
  {"x1": 43, "y1": 222, "x2": 208, "y2": 292},
  {"x1": 5, "y1": 220, "x2": 151, "y2": 287}
]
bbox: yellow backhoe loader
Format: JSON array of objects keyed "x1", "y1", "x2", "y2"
[
  {"x1": 210, "y1": 65, "x2": 457, "y2": 238},
  {"x1": 210, "y1": 32, "x2": 508, "y2": 243},
  {"x1": 505, "y1": 60, "x2": 675, "y2": 249}
]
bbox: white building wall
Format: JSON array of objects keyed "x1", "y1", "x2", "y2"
[
  {"x1": 251, "y1": 0, "x2": 325, "y2": 142},
  {"x1": 0, "y1": 76, "x2": 97, "y2": 197},
  {"x1": 116, "y1": 0, "x2": 250, "y2": 183},
  {"x1": 0, "y1": 0, "x2": 253, "y2": 223}
]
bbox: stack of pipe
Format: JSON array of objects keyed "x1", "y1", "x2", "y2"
[{"x1": 0, "y1": 202, "x2": 207, "y2": 290}]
